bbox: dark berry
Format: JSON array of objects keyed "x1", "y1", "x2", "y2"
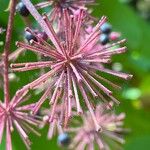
[
  {"x1": 100, "y1": 34, "x2": 109, "y2": 45},
  {"x1": 16, "y1": 2, "x2": 30, "y2": 17},
  {"x1": 57, "y1": 133, "x2": 71, "y2": 147},
  {"x1": 24, "y1": 31, "x2": 37, "y2": 43},
  {"x1": 100, "y1": 23, "x2": 112, "y2": 34}
]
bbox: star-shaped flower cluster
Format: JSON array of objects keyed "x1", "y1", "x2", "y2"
[
  {"x1": 35, "y1": 0, "x2": 95, "y2": 23},
  {"x1": 11, "y1": 9, "x2": 132, "y2": 131},
  {"x1": 0, "y1": 90, "x2": 41, "y2": 150},
  {"x1": 69, "y1": 103, "x2": 126, "y2": 150}
]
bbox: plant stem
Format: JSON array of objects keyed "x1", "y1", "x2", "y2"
[{"x1": 3, "y1": 0, "x2": 16, "y2": 106}]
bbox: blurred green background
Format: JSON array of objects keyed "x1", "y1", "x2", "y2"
[{"x1": 0, "y1": 0, "x2": 150, "y2": 149}]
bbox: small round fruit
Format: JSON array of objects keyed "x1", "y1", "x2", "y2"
[
  {"x1": 24, "y1": 31, "x2": 37, "y2": 43},
  {"x1": 100, "y1": 34, "x2": 109, "y2": 45},
  {"x1": 57, "y1": 133, "x2": 71, "y2": 147},
  {"x1": 100, "y1": 23, "x2": 112, "y2": 34},
  {"x1": 16, "y1": 2, "x2": 30, "y2": 17}
]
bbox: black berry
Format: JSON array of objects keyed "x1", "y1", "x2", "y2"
[
  {"x1": 57, "y1": 133, "x2": 71, "y2": 147},
  {"x1": 24, "y1": 31, "x2": 37, "y2": 43},
  {"x1": 100, "y1": 23, "x2": 112, "y2": 34},
  {"x1": 16, "y1": 2, "x2": 30, "y2": 17},
  {"x1": 100, "y1": 34, "x2": 109, "y2": 45}
]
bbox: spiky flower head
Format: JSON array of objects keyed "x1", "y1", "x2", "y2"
[
  {"x1": 11, "y1": 9, "x2": 132, "y2": 131},
  {"x1": 69, "y1": 103, "x2": 126, "y2": 150},
  {"x1": 35, "y1": 0, "x2": 95, "y2": 23},
  {"x1": 35, "y1": 0, "x2": 95, "y2": 17},
  {"x1": 0, "y1": 90, "x2": 41, "y2": 150}
]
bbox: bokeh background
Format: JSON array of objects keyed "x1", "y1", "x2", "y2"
[{"x1": 0, "y1": 0, "x2": 150, "y2": 149}]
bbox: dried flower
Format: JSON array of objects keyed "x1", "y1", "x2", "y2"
[
  {"x1": 69, "y1": 103, "x2": 126, "y2": 150},
  {"x1": 11, "y1": 8, "x2": 132, "y2": 131},
  {"x1": 0, "y1": 90, "x2": 41, "y2": 150}
]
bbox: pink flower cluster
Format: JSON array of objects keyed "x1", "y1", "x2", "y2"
[
  {"x1": 0, "y1": 0, "x2": 132, "y2": 149},
  {"x1": 69, "y1": 103, "x2": 126, "y2": 150}
]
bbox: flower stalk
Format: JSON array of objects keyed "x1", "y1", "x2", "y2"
[{"x1": 3, "y1": 0, "x2": 16, "y2": 106}]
